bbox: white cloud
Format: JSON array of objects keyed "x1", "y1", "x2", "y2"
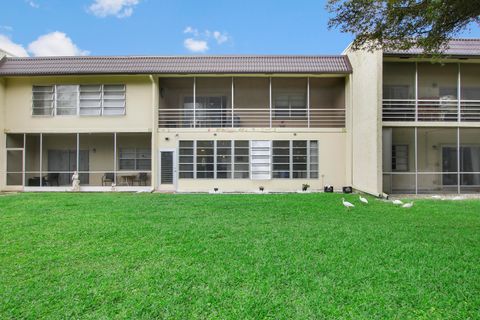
[
  {"x1": 0, "y1": 25, "x2": 13, "y2": 31},
  {"x1": 182, "y1": 27, "x2": 231, "y2": 52},
  {"x1": 26, "y1": 0, "x2": 39, "y2": 8},
  {"x1": 0, "y1": 34, "x2": 29, "y2": 57},
  {"x1": 88, "y1": 0, "x2": 140, "y2": 18},
  {"x1": 27, "y1": 32, "x2": 89, "y2": 56},
  {"x1": 184, "y1": 26, "x2": 199, "y2": 36},
  {"x1": 213, "y1": 31, "x2": 229, "y2": 44},
  {"x1": 184, "y1": 38, "x2": 209, "y2": 53}
]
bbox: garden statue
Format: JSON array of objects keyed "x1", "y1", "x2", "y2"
[{"x1": 71, "y1": 171, "x2": 80, "y2": 192}]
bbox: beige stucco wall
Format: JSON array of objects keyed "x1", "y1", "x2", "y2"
[
  {"x1": 156, "y1": 129, "x2": 347, "y2": 192},
  {"x1": 346, "y1": 49, "x2": 383, "y2": 195},
  {"x1": 3, "y1": 75, "x2": 153, "y2": 133}
]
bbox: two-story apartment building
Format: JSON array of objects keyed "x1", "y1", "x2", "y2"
[{"x1": 1, "y1": 39, "x2": 479, "y2": 195}]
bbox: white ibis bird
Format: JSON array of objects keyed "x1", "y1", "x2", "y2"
[
  {"x1": 392, "y1": 199, "x2": 404, "y2": 205},
  {"x1": 359, "y1": 195, "x2": 368, "y2": 204},
  {"x1": 402, "y1": 202, "x2": 414, "y2": 208},
  {"x1": 342, "y1": 198, "x2": 355, "y2": 209}
]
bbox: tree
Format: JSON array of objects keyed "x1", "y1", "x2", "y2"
[{"x1": 327, "y1": 0, "x2": 480, "y2": 54}]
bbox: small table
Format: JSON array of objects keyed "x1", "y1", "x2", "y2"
[{"x1": 119, "y1": 175, "x2": 137, "y2": 186}]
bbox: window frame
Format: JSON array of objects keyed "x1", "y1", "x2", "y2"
[
  {"x1": 178, "y1": 140, "x2": 317, "y2": 180},
  {"x1": 118, "y1": 147, "x2": 152, "y2": 171},
  {"x1": 273, "y1": 92, "x2": 307, "y2": 119},
  {"x1": 32, "y1": 84, "x2": 126, "y2": 117}
]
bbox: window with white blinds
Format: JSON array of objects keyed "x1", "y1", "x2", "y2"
[
  {"x1": 118, "y1": 148, "x2": 151, "y2": 170},
  {"x1": 178, "y1": 140, "x2": 318, "y2": 180},
  {"x1": 32, "y1": 84, "x2": 126, "y2": 116},
  {"x1": 32, "y1": 86, "x2": 55, "y2": 116},
  {"x1": 251, "y1": 140, "x2": 272, "y2": 180}
]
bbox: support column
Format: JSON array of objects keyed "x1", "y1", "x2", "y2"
[
  {"x1": 414, "y1": 127, "x2": 418, "y2": 195},
  {"x1": 457, "y1": 127, "x2": 460, "y2": 194},
  {"x1": 457, "y1": 63, "x2": 461, "y2": 122},
  {"x1": 307, "y1": 77, "x2": 310, "y2": 128},
  {"x1": 22, "y1": 134, "x2": 26, "y2": 187},
  {"x1": 269, "y1": 77, "x2": 272, "y2": 128},
  {"x1": 39, "y1": 133, "x2": 43, "y2": 187},
  {"x1": 231, "y1": 77, "x2": 234, "y2": 128},
  {"x1": 193, "y1": 77, "x2": 196, "y2": 128},
  {"x1": 76, "y1": 133, "x2": 79, "y2": 175},
  {"x1": 415, "y1": 62, "x2": 418, "y2": 122},
  {"x1": 114, "y1": 132, "x2": 117, "y2": 185}
]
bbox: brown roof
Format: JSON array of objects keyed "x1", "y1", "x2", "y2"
[
  {"x1": 384, "y1": 39, "x2": 480, "y2": 57},
  {"x1": 0, "y1": 55, "x2": 352, "y2": 76}
]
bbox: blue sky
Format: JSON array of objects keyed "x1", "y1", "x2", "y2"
[{"x1": 0, "y1": 0, "x2": 479, "y2": 57}]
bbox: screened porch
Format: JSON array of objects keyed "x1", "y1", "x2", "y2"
[
  {"x1": 158, "y1": 77, "x2": 346, "y2": 129},
  {"x1": 383, "y1": 127, "x2": 480, "y2": 194},
  {"x1": 5, "y1": 133, "x2": 152, "y2": 190}
]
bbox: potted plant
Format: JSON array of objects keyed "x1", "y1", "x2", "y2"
[
  {"x1": 302, "y1": 183, "x2": 310, "y2": 192},
  {"x1": 259, "y1": 186, "x2": 264, "y2": 192},
  {"x1": 213, "y1": 187, "x2": 219, "y2": 193}
]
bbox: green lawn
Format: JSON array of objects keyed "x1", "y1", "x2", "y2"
[{"x1": 1, "y1": 193, "x2": 479, "y2": 319}]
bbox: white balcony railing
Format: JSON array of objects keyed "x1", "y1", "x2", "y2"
[
  {"x1": 158, "y1": 107, "x2": 345, "y2": 128},
  {"x1": 383, "y1": 99, "x2": 480, "y2": 122}
]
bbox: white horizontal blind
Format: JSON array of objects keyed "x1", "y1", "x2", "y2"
[
  {"x1": 80, "y1": 85, "x2": 102, "y2": 115},
  {"x1": 33, "y1": 84, "x2": 125, "y2": 116},
  {"x1": 32, "y1": 86, "x2": 54, "y2": 116},
  {"x1": 103, "y1": 85, "x2": 126, "y2": 115},
  {"x1": 250, "y1": 140, "x2": 271, "y2": 180}
]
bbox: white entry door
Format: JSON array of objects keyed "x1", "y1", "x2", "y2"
[{"x1": 158, "y1": 149, "x2": 176, "y2": 191}]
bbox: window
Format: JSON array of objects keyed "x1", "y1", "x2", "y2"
[
  {"x1": 56, "y1": 85, "x2": 78, "y2": 115},
  {"x1": 103, "y1": 85, "x2": 126, "y2": 115},
  {"x1": 179, "y1": 141, "x2": 194, "y2": 178},
  {"x1": 383, "y1": 85, "x2": 411, "y2": 100},
  {"x1": 293, "y1": 141, "x2": 308, "y2": 178},
  {"x1": 33, "y1": 84, "x2": 126, "y2": 116},
  {"x1": 273, "y1": 141, "x2": 290, "y2": 178},
  {"x1": 196, "y1": 141, "x2": 214, "y2": 178},
  {"x1": 80, "y1": 85, "x2": 102, "y2": 115},
  {"x1": 216, "y1": 140, "x2": 232, "y2": 178},
  {"x1": 234, "y1": 141, "x2": 250, "y2": 179},
  {"x1": 273, "y1": 140, "x2": 318, "y2": 179},
  {"x1": 178, "y1": 140, "x2": 317, "y2": 180},
  {"x1": 392, "y1": 145, "x2": 408, "y2": 171},
  {"x1": 251, "y1": 140, "x2": 272, "y2": 180},
  {"x1": 274, "y1": 94, "x2": 306, "y2": 118},
  {"x1": 32, "y1": 86, "x2": 55, "y2": 116},
  {"x1": 119, "y1": 148, "x2": 151, "y2": 170},
  {"x1": 309, "y1": 141, "x2": 319, "y2": 178}
]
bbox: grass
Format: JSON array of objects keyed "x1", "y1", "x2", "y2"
[{"x1": 0, "y1": 193, "x2": 479, "y2": 319}]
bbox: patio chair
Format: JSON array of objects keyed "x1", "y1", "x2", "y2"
[
  {"x1": 46, "y1": 172, "x2": 60, "y2": 186},
  {"x1": 102, "y1": 172, "x2": 115, "y2": 186},
  {"x1": 134, "y1": 172, "x2": 148, "y2": 186}
]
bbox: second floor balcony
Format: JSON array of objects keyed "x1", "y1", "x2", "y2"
[
  {"x1": 158, "y1": 77, "x2": 346, "y2": 129},
  {"x1": 382, "y1": 61, "x2": 480, "y2": 123}
]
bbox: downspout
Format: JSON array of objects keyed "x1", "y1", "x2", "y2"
[{"x1": 149, "y1": 75, "x2": 158, "y2": 192}]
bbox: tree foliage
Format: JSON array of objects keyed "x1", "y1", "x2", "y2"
[{"x1": 327, "y1": 0, "x2": 480, "y2": 53}]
